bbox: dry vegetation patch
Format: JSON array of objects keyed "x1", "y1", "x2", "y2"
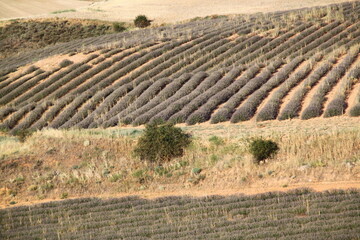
[
  {"x1": 0, "y1": 118, "x2": 359, "y2": 207},
  {"x1": 0, "y1": 18, "x2": 127, "y2": 59}
]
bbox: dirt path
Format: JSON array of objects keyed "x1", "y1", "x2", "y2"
[
  {"x1": 1, "y1": 0, "x2": 358, "y2": 24},
  {"x1": 1, "y1": 180, "x2": 359, "y2": 209}
]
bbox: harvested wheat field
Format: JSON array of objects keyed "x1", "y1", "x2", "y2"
[
  {"x1": 0, "y1": 0, "x2": 359, "y2": 23},
  {"x1": 0, "y1": 0, "x2": 89, "y2": 19},
  {"x1": 1, "y1": 1, "x2": 360, "y2": 240}
]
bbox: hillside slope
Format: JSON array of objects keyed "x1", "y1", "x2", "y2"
[{"x1": 0, "y1": 2, "x2": 360, "y2": 132}]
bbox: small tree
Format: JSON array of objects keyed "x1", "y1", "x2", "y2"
[
  {"x1": 134, "y1": 15, "x2": 151, "y2": 28},
  {"x1": 249, "y1": 138, "x2": 279, "y2": 164},
  {"x1": 134, "y1": 123, "x2": 191, "y2": 163}
]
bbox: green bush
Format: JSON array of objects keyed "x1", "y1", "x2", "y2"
[
  {"x1": 59, "y1": 59, "x2": 73, "y2": 68},
  {"x1": 112, "y1": 22, "x2": 126, "y2": 32},
  {"x1": 133, "y1": 123, "x2": 191, "y2": 163},
  {"x1": 349, "y1": 105, "x2": 360, "y2": 116},
  {"x1": 208, "y1": 136, "x2": 224, "y2": 146},
  {"x1": 11, "y1": 129, "x2": 34, "y2": 143},
  {"x1": 134, "y1": 15, "x2": 151, "y2": 28},
  {"x1": 249, "y1": 138, "x2": 279, "y2": 164}
]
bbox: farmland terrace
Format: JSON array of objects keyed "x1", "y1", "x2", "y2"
[{"x1": 0, "y1": 2, "x2": 360, "y2": 132}]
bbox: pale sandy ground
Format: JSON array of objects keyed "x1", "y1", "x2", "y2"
[
  {"x1": 0, "y1": 0, "x2": 89, "y2": 19},
  {"x1": 0, "y1": 0, "x2": 358, "y2": 24}
]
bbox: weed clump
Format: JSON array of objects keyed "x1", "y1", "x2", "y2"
[
  {"x1": 11, "y1": 129, "x2": 34, "y2": 143},
  {"x1": 112, "y1": 22, "x2": 126, "y2": 32},
  {"x1": 249, "y1": 138, "x2": 279, "y2": 164},
  {"x1": 133, "y1": 123, "x2": 191, "y2": 163},
  {"x1": 59, "y1": 59, "x2": 73, "y2": 68},
  {"x1": 208, "y1": 136, "x2": 224, "y2": 146},
  {"x1": 134, "y1": 15, "x2": 151, "y2": 28},
  {"x1": 349, "y1": 105, "x2": 360, "y2": 116}
]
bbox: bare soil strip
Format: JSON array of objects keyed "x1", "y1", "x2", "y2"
[{"x1": 1, "y1": 181, "x2": 359, "y2": 209}]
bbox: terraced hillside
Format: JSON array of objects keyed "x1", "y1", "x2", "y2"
[
  {"x1": 0, "y1": 2, "x2": 360, "y2": 132},
  {"x1": 1, "y1": 189, "x2": 359, "y2": 240}
]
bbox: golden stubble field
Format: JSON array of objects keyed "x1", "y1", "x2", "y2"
[{"x1": 0, "y1": 0, "x2": 359, "y2": 23}]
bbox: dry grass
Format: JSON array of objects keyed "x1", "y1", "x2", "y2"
[{"x1": 0, "y1": 117, "x2": 359, "y2": 207}]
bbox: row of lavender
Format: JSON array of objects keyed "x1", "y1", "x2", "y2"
[
  {"x1": 1, "y1": 189, "x2": 359, "y2": 239},
  {"x1": 0, "y1": 51, "x2": 358, "y2": 133},
  {"x1": 0, "y1": 6, "x2": 360, "y2": 131},
  {"x1": 1, "y1": 1, "x2": 359, "y2": 73}
]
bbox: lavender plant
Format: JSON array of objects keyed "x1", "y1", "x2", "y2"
[
  {"x1": 210, "y1": 59, "x2": 283, "y2": 123},
  {"x1": 278, "y1": 60, "x2": 333, "y2": 120},
  {"x1": 132, "y1": 72, "x2": 207, "y2": 126},
  {"x1": 256, "y1": 62, "x2": 312, "y2": 121},
  {"x1": 231, "y1": 56, "x2": 303, "y2": 123},
  {"x1": 324, "y1": 63, "x2": 360, "y2": 117},
  {"x1": 149, "y1": 71, "x2": 219, "y2": 123},
  {"x1": 120, "y1": 74, "x2": 191, "y2": 125},
  {"x1": 301, "y1": 48, "x2": 359, "y2": 119},
  {"x1": 187, "y1": 65, "x2": 261, "y2": 124},
  {"x1": 103, "y1": 78, "x2": 171, "y2": 127}
]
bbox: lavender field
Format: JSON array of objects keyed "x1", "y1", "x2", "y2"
[
  {"x1": 0, "y1": 2, "x2": 359, "y2": 132},
  {"x1": 1, "y1": 189, "x2": 359, "y2": 240}
]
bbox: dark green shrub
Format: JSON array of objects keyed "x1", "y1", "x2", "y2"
[
  {"x1": 349, "y1": 105, "x2": 360, "y2": 116},
  {"x1": 208, "y1": 136, "x2": 224, "y2": 146},
  {"x1": 59, "y1": 59, "x2": 73, "y2": 68},
  {"x1": 134, "y1": 15, "x2": 151, "y2": 28},
  {"x1": 249, "y1": 138, "x2": 279, "y2": 163},
  {"x1": 133, "y1": 123, "x2": 191, "y2": 163},
  {"x1": 11, "y1": 129, "x2": 34, "y2": 143},
  {"x1": 112, "y1": 22, "x2": 126, "y2": 32}
]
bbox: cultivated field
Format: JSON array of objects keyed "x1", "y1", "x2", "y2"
[
  {"x1": 1, "y1": 2, "x2": 360, "y2": 239},
  {"x1": 0, "y1": 2, "x2": 359, "y2": 132},
  {"x1": 1, "y1": 189, "x2": 359, "y2": 239}
]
